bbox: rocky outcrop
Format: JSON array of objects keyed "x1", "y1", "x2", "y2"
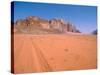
[
  {"x1": 13, "y1": 16, "x2": 80, "y2": 34},
  {"x1": 92, "y1": 29, "x2": 97, "y2": 35}
]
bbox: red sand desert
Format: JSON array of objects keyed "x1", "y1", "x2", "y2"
[{"x1": 12, "y1": 33, "x2": 97, "y2": 74}]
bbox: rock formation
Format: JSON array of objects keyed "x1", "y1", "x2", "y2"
[
  {"x1": 92, "y1": 29, "x2": 97, "y2": 35},
  {"x1": 12, "y1": 16, "x2": 80, "y2": 34}
]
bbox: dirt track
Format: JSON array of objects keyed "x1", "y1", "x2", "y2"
[{"x1": 12, "y1": 34, "x2": 97, "y2": 74}]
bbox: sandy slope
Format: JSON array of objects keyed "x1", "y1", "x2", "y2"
[{"x1": 12, "y1": 33, "x2": 97, "y2": 74}]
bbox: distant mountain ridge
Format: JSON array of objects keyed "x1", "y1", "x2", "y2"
[
  {"x1": 12, "y1": 16, "x2": 81, "y2": 34},
  {"x1": 92, "y1": 29, "x2": 97, "y2": 35}
]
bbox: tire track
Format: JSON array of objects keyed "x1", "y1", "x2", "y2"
[
  {"x1": 30, "y1": 37, "x2": 52, "y2": 72},
  {"x1": 15, "y1": 38, "x2": 25, "y2": 62},
  {"x1": 27, "y1": 38, "x2": 38, "y2": 72},
  {"x1": 15, "y1": 37, "x2": 37, "y2": 72}
]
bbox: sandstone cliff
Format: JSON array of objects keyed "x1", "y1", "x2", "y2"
[
  {"x1": 12, "y1": 16, "x2": 80, "y2": 34},
  {"x1": 92, "y1": 29, "x2": 97, "y2": 35}
]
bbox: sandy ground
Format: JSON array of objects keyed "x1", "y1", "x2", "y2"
[{"x1": 12, "y1": 33, "x2": 97, "y2": 74}]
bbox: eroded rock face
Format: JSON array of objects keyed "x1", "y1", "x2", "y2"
[
  {"x1": 12, "y1": 16, "x2": 80, "y2": 34},
  {"x1": 92, "y1": 29, "x2": 97, "y2": 35},
  {"x1": 49, "y1": 19, "x2": 64, "y2": 32}
]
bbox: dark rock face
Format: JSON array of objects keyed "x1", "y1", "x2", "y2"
[
  {"x1": 12, "y1": 16, "x2": 80, "y2": 34},
  {"x1": 92, "y1": 30, "x2": 97, "y2": 35}
]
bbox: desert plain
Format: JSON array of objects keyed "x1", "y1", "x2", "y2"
[{"x1": 12, "y1": 33, "x2": 97, "y2": 74}]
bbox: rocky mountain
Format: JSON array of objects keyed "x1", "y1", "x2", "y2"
[
  {"x1": 92, "y1": 29, "x2": 97, "y2": 35},
  {"x1": 12, "y1": 16, "x2": 81, "y2": 34}
]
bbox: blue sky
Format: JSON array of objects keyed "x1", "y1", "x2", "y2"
[{"x1": 12, "y1": 1, "x2": 97, "y2": 33}]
